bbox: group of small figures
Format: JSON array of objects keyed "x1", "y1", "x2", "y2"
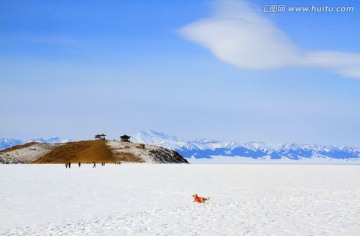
[
  {"x1": 65, "y1": 161, "x2": 80, "y2": 168},
  {"x1": 93, "y1": 162, "x2": 106, "y2": 167},
  {"x1": 65, "y1": 161, "x2": 121, "y2": 168}
]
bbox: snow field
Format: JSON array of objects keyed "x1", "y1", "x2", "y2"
[{"x1": 0, "y1": 164, "x2": 359, "y2": 235}]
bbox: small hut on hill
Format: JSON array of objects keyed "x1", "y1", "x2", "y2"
[
  {"x1": 95, "y1": 133, "x2": 106, "y2": 140},
  {"x1": 120, "y1": 135, "x2": 131, "y2": 142}
]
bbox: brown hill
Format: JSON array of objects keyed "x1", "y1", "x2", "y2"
[
  {"x1": 1, "y1": 140, "x2": 188, "y2": 164},
  {"x1": 34, "y1": 140, "x2": 115, "y2": 163}
]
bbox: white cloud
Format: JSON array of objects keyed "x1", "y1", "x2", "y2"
[
  {"x1": 305, "y1": 52, "x2": 360, "y2": 78},
  {"x1": 178, "y1": 0, "x2": 360, "y2": 78}
]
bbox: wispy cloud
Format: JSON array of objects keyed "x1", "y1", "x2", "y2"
[
  {"x1": 305, "y1": 52, "x2": 360, "y2": 78},
  {"x1": 178, "y1": 0, "x2": 360, "y2": 78}
]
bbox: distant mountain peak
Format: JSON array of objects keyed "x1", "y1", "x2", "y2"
[
  {"x1": 132, "y1": 130, "x2": 189, "y2": 150},
  {"x1": 135, "y1": 130, "x2": 182, "y2": 142},
  {"x1": 0, "y1": 137, "x2": 72, "y2": 151},
  {"x1": 29, "y1": 137, "x2": 72, "y2": 144},
  {"x1": 0, "y1": 138, "x2": 23, "y2": 151}
]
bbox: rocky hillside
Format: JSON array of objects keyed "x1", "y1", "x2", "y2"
[{"x1": 0, "y1": 140, "x2": 188, "y2": 164}]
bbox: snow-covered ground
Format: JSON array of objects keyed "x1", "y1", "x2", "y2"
[{"x1": 1, "y1": 164, "x2": 359, "y2": 235}]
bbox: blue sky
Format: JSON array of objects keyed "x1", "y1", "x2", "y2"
[{"x1": 1, "y1": 0, "x2": 360, "y2": 146}]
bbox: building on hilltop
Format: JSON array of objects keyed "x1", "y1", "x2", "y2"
[
  {"x1": 95, "y1": 133, "x2": 106, "y2": 140},
  {"x1": 120, "y1": 135, "x2": 131, "y2": 142}
]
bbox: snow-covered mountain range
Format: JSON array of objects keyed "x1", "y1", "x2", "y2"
[
  {"x1": 0, "y1": 138, "x2": 23, "y2": 151},
  {"x1": 0, "y1": 137, "x2": 71, "y2": 151},
  {"x1": 2, "y1": 131, "x2": 360, "y2": 162},
  {"x1": 131, "y1": 130, "x2": 360, "y2": 161}
]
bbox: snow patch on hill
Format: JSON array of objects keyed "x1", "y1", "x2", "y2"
[
  {"x1": 106, "y1": 141, "x2": 187, "y2": 164},
  {"x1": 106, "y1": 141, "x2": 158, "y2": 163},
  {"x1": 0, "y1": 143, "x2": 64, "y2": 164}
]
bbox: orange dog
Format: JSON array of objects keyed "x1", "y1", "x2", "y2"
[{"x1": 193, "y1": 194, "x2": 210, "y2": 203}]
